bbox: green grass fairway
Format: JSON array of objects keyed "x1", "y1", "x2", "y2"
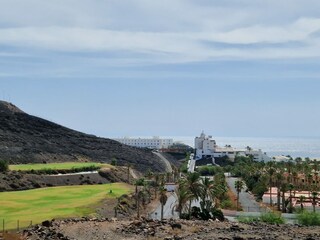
[
  {"x1": 9, "y1": 162, "x2": 111, "y2": 171},
  {"x1": 0, "y1": 183, "x2": 132, "y2": 230}
]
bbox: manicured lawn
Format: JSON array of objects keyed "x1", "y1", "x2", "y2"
[
  {"x1": 0, "y1": 183, "x2": 133, "y2": 230},
  {"x1": 9, "y1": 162, "x2": 111, "y2": 171}
]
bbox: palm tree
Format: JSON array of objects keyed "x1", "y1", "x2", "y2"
[
  {"x1": 159, "y1": 186, "x2": 168, "y2": 220},
  {"x1": 311, "y1": 191, "x2": 318, "y2": 213},
  {"x1": 145, "y1": 169, "x2": 153, "y2": 180},
  {"x1": 295, "y1": 157, "x2": 302, "y2": 169},
  {"x1": 280, "y1": 183, "x2": 288, "y2": 213},
  {"x1": 143, "y1": 181, "x2": 152, "y2": 203},
  {"x1": 126, "y1": 163, "x2": 131, "y2": 183},
  {"x1": 288, "y1": 183, "x2": 294, "y2": 213},
  {"x1": 134, "y1": 178, "x2": 145, "y2": 207},
  {"x1": 267, "y1": 166, "x2": 275, "y2": 206},
  {"x1": 159, "y1": 173, "x2": 166, "y2": 186},
  {"x1": 166, "y1": 172, "x2": 172, "y2": 183},
  {"x1": 292, "y1": 171, "x2": 298, "y2": 188},
  {"x1": 154, "y1": 173, "x2": 160, "y2": 199},
  {"x1": 314, "y1": 171, "x2": 319, "y2": 188},
  {"x1": 135, "y1": 178, "x2": 145, "y2": 193},
  {"x1": 199, "y1": 177, "x2": 215, "y2": 212},
  {"x1": 287, "y1": 159, "x2": 294, "y2": 183},
  {"x1": 175, "y1": 185, "x2": 192, "y2": 218},
  {"x1": 235, "y1": 180, "x2": 244, "y2": 211},
  {"x1": 299, "y1": 195, "x2": 306, "y2": 211},
  {"x1": 136, "y1": 190, "x2": 144, "y2": 218},
  {"x1": 181, "y1": 172, "x2": 202, "y2": 218},
  {"x1": 212, "y1": 174, "x2": 228, "y2": 207},
  {"x1": 307, "y1": 173, "x2": 313, "y2": 194},
  {"x1": 275, "y1": 171, "x2": 284, "y2": 211},
  {"x1": 172, "y1": 167, "x2": 179, "y2": 183}
]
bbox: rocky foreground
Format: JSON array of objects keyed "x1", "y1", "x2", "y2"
[{"x1": 22, "y1": 217, "x2": 320, "y2": 240}]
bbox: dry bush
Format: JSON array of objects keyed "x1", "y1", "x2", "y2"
[
  {"x1": 169, "y1": 228, "x2": 183, "y2": 235},
  {"x1": 188, "y1": 225, "x2": 201, "y2": 233},
  {"x1": 146, "y1": 236, "x2": 163, "y2": 240}
]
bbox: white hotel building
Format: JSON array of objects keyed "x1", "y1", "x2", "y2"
[
  {"x1": 195, "y1": 132, "x2": 270, "y2": 162},
  {"x1": 113, "y1": 136, "x2": 173, "y2": 149}
]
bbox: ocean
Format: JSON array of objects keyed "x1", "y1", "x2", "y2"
[{"x1": 167, "y1": 136, "x2": 320, "y2": 159}]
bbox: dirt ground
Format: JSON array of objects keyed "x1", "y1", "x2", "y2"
[{"x1": 22, "y1": 217, "x2": 320, "y2": 240}]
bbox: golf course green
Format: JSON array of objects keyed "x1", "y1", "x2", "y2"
[
  {"x1": 0, "y1": 183, "x2": 132, "y2": 230},
  {"x1": 9, "y1": 162, "x2": 111, "y2": 171}
]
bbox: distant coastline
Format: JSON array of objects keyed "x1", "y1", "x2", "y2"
[
  {"x1": 165, "y1": 136, "x2": 320, "y2": 159},
  {"x1": 110, "y1": 135, "x2": 320, "y2": 159}
]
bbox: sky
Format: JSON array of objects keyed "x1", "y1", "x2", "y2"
[{"x1": 1, "y1": 0, "x2": 320, "y2": 138}]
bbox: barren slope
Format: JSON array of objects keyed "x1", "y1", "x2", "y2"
[{"x1": 0, "y1": 101, "x2": 165, "y2": 173}]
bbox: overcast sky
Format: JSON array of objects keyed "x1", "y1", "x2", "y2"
[{"x1": 1, "y1": 0, "x2": 320, "y2": 138}]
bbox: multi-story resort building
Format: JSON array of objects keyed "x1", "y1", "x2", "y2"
[
  {"x1": 194, "y1": 132, "x2": 270, "y2": 162},
  {"x1": 113, "y1": 136, "x2": 173, "y2": 149}
]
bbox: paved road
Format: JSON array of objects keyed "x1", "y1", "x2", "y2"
[
  {"x1": 150, "y1": 176, "x2": 266, "y2": 220},
  {"x1": 150, "y1": 192, "x2": 202, "y2": 220},
  {"x1": 226, "y1": 177, "x2": 265, "y2": 212},
  {"x1": 149, "y1": 193, "x2": 179, "y2": 220},
  {"x1": 187, "y1": 153, "x2": 195, "y2": 173},
  {"x1": 188, "y1": 159, "x2": 196, "y2": 173},
  {"x1": 129, "y1": 168, "x2": 138, "y2": 179},
  {"x1": 153, "y1": 152, "x2": 173, "y2": 173}
]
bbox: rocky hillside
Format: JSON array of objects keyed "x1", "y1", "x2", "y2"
[
  {"x1": 0, "y1": 101, "x2": 166, "y2": 173},
  {"x1": 0, "y1": 167, "x2": 132, "y2": 192}
]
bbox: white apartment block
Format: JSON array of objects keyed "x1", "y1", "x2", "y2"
[
  {"x1": 113, "y1": 136, "x2": 173, "y2": 149},
  {"x1": 195, "y1": 132, "x2": 270, "y2": 162}
]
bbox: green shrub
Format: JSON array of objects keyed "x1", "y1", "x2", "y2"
[
  {"x1": 180, "y1": 206, "x2": 225, "y2": 221},
  {"x1": 260, "y1": 212, "x2": 285, "y2": 224},
  {"x1": 251, "y1": 183, "x2": 268, "y2": 200},
  {"x1": 180, "y1": 161, "x2": 188, "y2": 173},
  {"x1": 220, "y1": 199, "x2": 232, "y2": 209},
  {"x1": 180, "y1": 212, "x2": 190, "y2": 220},
  {"x1": 197, "y1": 166, "x2": 223, "y2": 176},
  {"x1": 237, "y1": 212, "x2": 285, "y2": 224},
  {"x1": 237, "y1": 216, "x2": 260, "y2": 223},
  {"x1": 211, "y1": 208, "x2": 224, "y2": 221},
  {"x1": 111, "y1": 158, "x2": 117, "y2": 166},
  {"x1": 0, "y1": 159, "x2": 8, "y2": 172},
  {"x1": 191, "y1": 206, "x2": 202, "y2": 219},
  {"x1": 297, "y1": 211, "x2": 320, "y2": 226}
]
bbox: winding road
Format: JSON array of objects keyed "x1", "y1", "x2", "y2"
[
  {"x1": 153, "y1": 152, "x2": 173, "y2": 173},
  {"x1": 149, "y1": 193, "x2": 179, "y2": 220},
  {"x1": 188, "y1": 153, "x2": 195, "y2": 173},
  {"x1": 226, "y1": 176, "x2": 265, "y2": 212}
]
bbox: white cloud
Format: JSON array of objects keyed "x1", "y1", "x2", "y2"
[
  {"x1": 0, "y1": 16, "x2": 320, "y2": 63},
  {"x1": 0, "y1": 1, "x2": 320, "y2": 64}
]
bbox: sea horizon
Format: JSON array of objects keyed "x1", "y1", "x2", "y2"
[
  {"x1": 110, "y1": 135, "x2": 320, "y2": 159},
  {"x1": 173, "y1": 136, "x2": 320, "y2": 159}
]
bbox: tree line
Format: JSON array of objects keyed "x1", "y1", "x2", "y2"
[{"x1": 230, "y1": 155, "x2": 320, "y2": 213}]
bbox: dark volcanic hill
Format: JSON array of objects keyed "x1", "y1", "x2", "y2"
[{"x1": 0, "y1": 101, "x2": 166, "y2": 173}]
